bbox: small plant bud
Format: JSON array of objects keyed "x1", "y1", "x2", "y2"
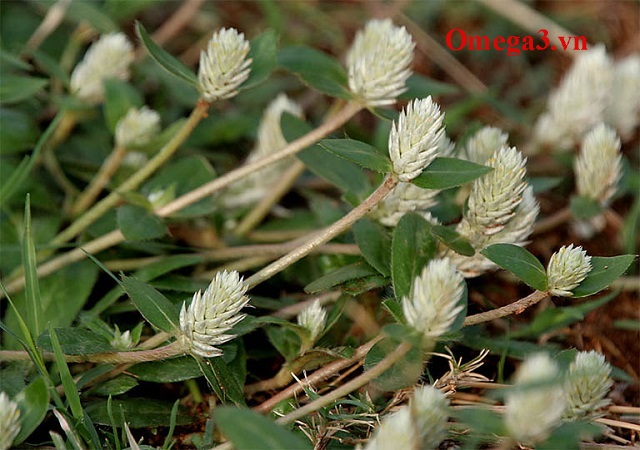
[
  {"x1": 505, "y1": 353, "x2": 566, "y2": 445},
  {"x1": 346, "y1": 19, "x2": 414, "y2": 107},
  {"x1": 402, "y1": 258, "x2": 465, "y2": 342},
  {"x1": 0, "y1": 392, "x2": 21, "y2": 450},
  {"x1": 70, "y1": 33, "x2": 134, "y2": 104},
  {"x1": 179, "y1": 270, "x2": 250, "y2": 358},
  {"x1": 297, "y1": 299, "x2": 327, "y2": 344},
  {"x1": 115, "y1": 106, "x2": 161, "y2": 148},
  {"x1": 110, "y1": 326, "x2": 134, "y2": 350},
  {"x1": 464, "y1": 126, "x2": 509, "y2": 164},
  {"x1": 389, "y1": 97, "x2": 446, "y2": 182},
  {"x1": 198, "y1": 28, "x2": 251, "y2": 102},
  {"x1": 547, "y1": 244, "x2": 592, "y2": 297},
  {"x1": 564, "y1": 351, "x2": 613, "y2": 421},
  {"x1": 605, "y1": 55, "x2": 640, "y2": 140},
  {"x1": 365, "y1": 385, "x2": 449, "y2": 450},
  {"x1": 574, "y1": 123, "x2": 622, "y2": 207},
  {"x1": 370, "y1": 182, "x2": 439, "y2": 227}
]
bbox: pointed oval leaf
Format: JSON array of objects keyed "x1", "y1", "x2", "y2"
[
  {"x1": 570, "y1": 195, "x2": 604, "y2": 220},
  {"x1": 400, "y1": 73, "x2": 459, "y2": 99},
  {"x1": 412, "y1": 157, "x2": 493, "y2": 189},
  {"x1": 304, "y1": 261, "x2": 379, "y2": 294},
  {"x1": 197, "y1": 357, "x2": 246, "y2": 406},
  {"x1": 136, "y1": 22, "x2": 198, "y2": 87},
  {"x1": 319, "y1": 139, "x2": 392, "y2": 173},
  {"x1": 121, "y1": 275, "x2": 179, "y2": 332},
  {"x1": 13, "y1": 377, "x2": 48, "y2": 445},
  {"x1": 572, "y1": 255, "x2": 635, "y2": 298},
  {"x1": 481, "y1": 243, "x2": 548, "y2": 291},
  {"x1": 37, "y1": 327, "x2": 112, "y2": 354},
  {"x1": 0, "y1": 75, "x2": 48, "y2": 104},
  {"x1": 430, "y1": 224, "x2": 475, "y2": 256},
  {"x1": 117, "y1": 204, "x2": 167, "y2": 241},
  {"x1": 353, "y1": 218, "x2": 392, "y2": 275},
  {"x1": 364, "y1": 335, "x2": 422, "y2": 391}
]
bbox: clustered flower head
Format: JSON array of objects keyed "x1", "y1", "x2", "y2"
[
  {"x1": 370, "y1": 182, "x2": 439, "y2": 227},
  {"x1": 0, "y1": 392, "x2": 21, "y2": 450},
  {"x1": 574, "y1": 123, "x2": 622, "y2": 207},
  {"x1": 532, "y1": 44, "x2": 612, "y2": 150},
  {"x1": 363, "y1": 385, "x2": 449, "y2": 450},
  {"x1": 563, "y1": 351, "x2": 613, "y2": 421},
  {"x1": 504, "y1": 353, "x2": 566, "y2": 445},
  {"x1": 179, "y1": 270, "x2": 250, "y2": 358},
  {"x1": 297, "y1": 299, "x2": 327, "y2": 345},
  {"x1": 546, "y1": 244, "x2": 592, "y2": 297},
  {"x1": 463, "y1": 126, "x2": 509, "y2": 164},
  {"x1": 198, "y1": 28, "x2": 252, "y2": 102},
  {"x1": 70, "y1": 32, "x2": 134, "y2": 104},
  {"x1": 389, "y1": 97, "x2": 446, "y2": 182},
  {"x1": 402, "y1": 258, "x2": 465, "y2": 343},
  {"x1": 222, "y1": 94, "x2": 303, "y2": 209},
  {"x1": 605, "y1": 55, "x2": 640, "y2": 140},
  {"x1": 346, "y1": 19, "x2": 414, "y2": 107},
  {"x1": 115, "y1": 106, "x2": 161, "y2": 149}
]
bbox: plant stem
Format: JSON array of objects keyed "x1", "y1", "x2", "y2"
[
  {"x1": 69, "y1": 145, "x2": 128, "y2": 216},
  {"x1": 50, "y1": 100, "x2": 210, "y2": 246},
  {"x1": 463, "y1": 290, "x2": 550, "y2": 326},
  {"x1": 275, "y1": 341, "x2": 412, "y2": 425},
  {"x1": 42, "y1": 110, "x2": 80, "y2": 198},
  {"x1": 533, "y1": 207, "x2": 572, "y2": 235},
  {"x1": 245, "y1": 175, "x2": 398, "y2": 288}
]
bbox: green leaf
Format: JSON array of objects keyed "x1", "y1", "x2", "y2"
[
  {"x1": 117, "y1": 205, "x2": 167, "y2": 241},
  {"x1": 529, "y1": 176, "x2": 563, "y2": 194},
  {"x1": 214, "y1": 407, "x2": 313, "y2": 450},
  {"x1": 281, "y1": 113, "x2": 369, "y2": 195},
  {"x1": 364, "y1": 337, "x2": 422, "y2": 391},
  {"x1": 135, "y1": 22, "x2": 198, "y2": 88},
  {"x1": 49, "y1": 326, "x2": 84, "y2": 420},
  {"x1": 0, "y1": 108, "x2": 38, "y2": 155},
  {"x1": 304, "y1": 261, "x2": 379, "y2": 294},
  {"x1": 353, "y1": 219, "x2": 391, "y2": 276},
  {"x1": 570, "y1": 195, "x2": 604, "y2": 220},
  {"x1": 92, "y1": 376, "x2": 138, "y2": 396},
  {"x1": 412, "y1": 157, "x2": 493, "y2": 189},
  {"x1": 614, "y1": 319, "x2": 640, "y2": 331},
  {"x1": 103, "y1": 79, "x2": 143, "y2": 133},
  {"x1": 400, "y1": 73, "x2": 460, "y2": 98},
  {"x1": 66, "y1": 1, "x2": 118, "y2": 33},
  {"x1": 391, "y1": 213, "x2": 437, "y2": 301},
  {"x1": 197, "y1": 357, "x2": 246, "y2": 406},
  {"x1": 242, "y1": 29, "x2": 277, "y2": 89},
  {"x1": 429, "y1": 224, "x2": 475, "y2": 256},
  {"x1": 572, "y1": 255, "x2": 635, "y2": 298},
  {"x1": 319, "y1": 139, "x2": 392, "y2": 173},
  {"x1": 85, "y1": 398, "x2": 193, "y2": 427},
  {"x1": 0, "y1": 75, "x2": 48, "y2": 104},
  {"x1": 120, "y1": 276, "x2": 179, "y2": 332},
  {"x1": 37, "y1": 327, "x2": 113, "y2": 355},
  {"x1": 129, "y1": 356, "x2": 202, "y2": 382},
  {"x1": 278, "y1": 45, "x2": 350, "y2": 99},
  {"x1": 13, "y1": 377, "x2": 48, "y2": 445},
  {"x1": 22, "y1": 195, "x2": 42, "y2": 337},
  {"x1": 265, "y1": 326, "x2": 301, "y2": 361},
  {"x1": 481, "y1": 243, "x2": 548, "y2": 291}
]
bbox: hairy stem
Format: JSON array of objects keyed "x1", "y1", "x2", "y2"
[{"x1": 463, "y1": 290, "x2": 550, "y2": 326}]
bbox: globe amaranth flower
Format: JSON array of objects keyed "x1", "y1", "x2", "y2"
[
  {"x1": 574, "y1": 123, "x2": 622, "y2": 207},
  {"x1": 179, "y1": 270, "x2": 250, "y2": 358},
  {"x1": 70, "y1": 33, "x2": 134, "y2": 104},
  {"x1": 605, "y1": 55, "x2": 640, "y2": 141},
  {"x1": 463, "y1": 126, "x2": 509, "y2": 164},
  {"x1": 115, "y1": 106, "x2": 161, "y2": 149},
  {"x1": 0, "y1": 392, "x2": 20, "y2": 450},
  {"x1": 504, "y1": 353, "x2": 566, "y2": 445},
  {"x1": 563, "y1": 350, "x2": 613, "y2": 421},
  {"x1": 223, "y1": 94, "x2": 303, "y2": 209},
  {"x1": 402, "y1": 258, "x2": 465, "y2": 343},
  {"x1": 297, "y1": 299, "x2": 327, "y2": 345},
  {"x1": 370, "y1": 181, "x2": 439, "y2": 227},
  {"x1": 364, "y1": 385, "x2": 449, "y2": 450},
  {"x1": 389, "y1": 97, "x2": 446, "y2": 182},
  {"x1": 198, "y1": 28, "x2": 251, "y2": 102},
  {"x1": 346, "y1": 19, "x2": 414, "y2": 107},
  {"x1": 547, "y1": 244, "x2": 592, "y2": 297}
]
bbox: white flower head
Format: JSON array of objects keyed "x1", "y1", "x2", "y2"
[
  {"x1": 505, "y1": 353, "x2": 566, "y2": 445},
  {"x1": 389, "y1": 97, "x2": 446, "y2": 182},
  {"x1": 297, "y1": 299, "x2": 327, "y2": 344},
  {"x1": 547, "y1": 244, "x2": 592, "y2": 297},
  {"x1": 115, "y1": 106, "x2": 161, "y2": 148},
  {"x1": 575, "y1": 123, "x2": 622, "y2": 207},
  {"x1": 370, "y1": 181, "x2": 439, "y2": 227},
  {"x1": 198, "y1": 28, "x2": 251, "y2": 102},
  {"x1": 402, "y1": 258, "x2": 465, "y2": 342},
  {"x1": 346, "y1": 19, "x2": 414, "y2": 107},
  {"x1": 0, "y1": 392, "x2": 21, "y2": 450},
  {"x1": 70, "y1": 32, "x2": 134, "y2": 104},
  {"x1": 605, "y1": 54, "x2": 640, "y2": 140},
  {"x1": 110, "y1": 326, "x2": 134, "y2": 350},
  {"x1": 532, "y1": 44, "x2": 613, "y2": 150},
  {"x1": 222, "y1": 94, "x2": 303, "y2": 209},
  {"x1": 464, "y1": 126, "x2": 509, "y2": 164},
  {"x1": 365, "y1": 385, "x2": 449, "y2": 450},
  {"x1": 179, "y1": 270, "x2": 250, "y2": 358},
  {"x1": 564, "y1": 351, "x2": 613, "y2": 421}
]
